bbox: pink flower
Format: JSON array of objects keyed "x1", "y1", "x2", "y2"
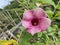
[{"x1": 21, "y1": 8, "x2": 51, "y2": 35}]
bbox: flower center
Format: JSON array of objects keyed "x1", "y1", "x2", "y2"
[{"x1": 31, "y1": 18, "x2": 39, "y2": 26}]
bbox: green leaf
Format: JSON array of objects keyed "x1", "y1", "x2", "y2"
[
  {"x1": 56, "y1": 4, "x2": 60, "y2": 9},
  {"x1": 46, "y1": 39, "x2": 54, "y2": 45},
  {"x1": 58, "y1": 31, "x2": 60, "y2": 37},
  {"x1": 47, "y1": 26, "x2": 54, "y2": 32},
  {"x1": 19, "y1": 26, "x2": 25, "y2": 31},
  {"x1": 29, "y1": 3, "x2": 36, "y2": 9},
  {"x1": 53, "y1": 25, "x2": 58, "y2": 29},
  {"x1": 25, "y1": 43, "x2": 31, "y2": 45},
  {"x1": 46, "y1": 10, "x2": 53, "y2": 19},
  {"x1": 54, "y1": 11, "x2": 60, "y2": 20},
  {"x1": 31, "y1": 0, "x2": 41, "y2": 3},
  {"x1": 40, "y1": 0, "x2": 55, "y2": 7},
  {"x1": 55, "y1": 39, "x2": 60, "y2": 45},
  {"x1": 19, "y1": 31, "x2": 32, "y2": 45},
  {"x1": 55, "y1": 11, "x2": 60, "y2": 17},
  {"x1": 38, "y1": 32, "x2": 42, "y2": 37},
  {"x1": 34, "y1": 41, "x2": 45, "y2": 45}
]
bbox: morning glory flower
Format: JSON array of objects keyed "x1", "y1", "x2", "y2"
[{"x1": 21, "y1": 8, "x2": 51, "y2": 35}]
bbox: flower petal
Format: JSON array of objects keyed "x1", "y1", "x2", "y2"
[
  {"x1": 23, "y1": 10, "x2": 33, "y2": 20},
  {"x1": 27, "y1": 27, "x2": 41, "y2": 35},
  {"x1": 34, "y1": 8, "x2": 47, "y2": 18},
  {"x1": 39, "y1": 17, "x2": 51, "y2": 31},
  {"x1": 21, "y1": 20, "x2": 32, "y2": 28}
]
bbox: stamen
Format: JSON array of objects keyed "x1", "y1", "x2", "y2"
[{"x1": 31, "y1": 18, "x2": 39, "y2": 26}]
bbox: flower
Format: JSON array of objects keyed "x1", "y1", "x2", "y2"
[
  {"x1": 0, "y1": 39, "x2": 18, "y2": 45},
  {"x1": 21, "y1": 8, "x2": 51, "y2": 35}
]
